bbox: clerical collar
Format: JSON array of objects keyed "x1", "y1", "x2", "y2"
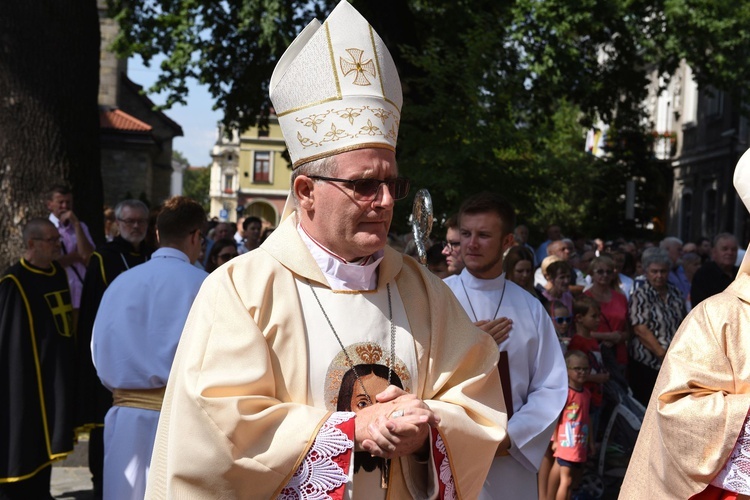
[
  {"x1": 459, "y1": 268, "x2": 506, "y2": 290},
  {"x1": 298, "y1": 224, "x2": 384, "y2": 291}
]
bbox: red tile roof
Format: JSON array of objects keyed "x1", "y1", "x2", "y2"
[{"x1": 100, "y1": 108, "x2": 152, "y2": 132}]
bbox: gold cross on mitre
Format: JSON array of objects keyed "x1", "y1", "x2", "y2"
[{"x1": 340, "y1": 48, "x2": 376, "y2": 86}]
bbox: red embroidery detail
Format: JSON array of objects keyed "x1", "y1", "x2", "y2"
[{"x1": 329, "y1": 417, "x2": 355, "y2": 500}]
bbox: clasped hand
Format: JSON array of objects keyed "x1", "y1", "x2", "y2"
[{"x1": 354, "y1": 385, "x2": 439, "y2": 459}]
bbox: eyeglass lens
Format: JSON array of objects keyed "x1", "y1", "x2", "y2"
[{"x1": 353, "y1": 178, "x2": 410, "y2": 200}]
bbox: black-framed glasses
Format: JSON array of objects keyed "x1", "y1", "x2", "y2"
[
  {"x1": 307, "y1": 175, "x2": 410, "y2": 201},
  {"x1": 32, "y1": 236, "x2": 62, "y2": 244},
  {"x1": 117, "y1": 218, "x2": 148, "y2": 227},
  {"x1": 444, "y1": 240, "x2": 461, "y2": 252},
  {"x1": 554, "y1": 316, "x2": 572, "y2": 325},
  {"x1": 568, "y1": 366, "x2": 590, "y2": 373}
]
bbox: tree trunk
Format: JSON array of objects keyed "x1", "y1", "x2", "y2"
[{"x1": 0, "y1": 0, "x2": 103, "y2": 270}]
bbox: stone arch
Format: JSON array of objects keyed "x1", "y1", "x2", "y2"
[{"x1": 245, "y1": 199, "x2": 279, "y2": 227}]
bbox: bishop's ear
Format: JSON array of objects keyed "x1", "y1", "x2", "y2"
[{"x1": 294, "y1": 176, "x2": 316, "y2": 210}]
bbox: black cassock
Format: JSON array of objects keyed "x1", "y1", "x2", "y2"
[{"x1": 0, "y1": 259, "x2": 75, "y2": 481}]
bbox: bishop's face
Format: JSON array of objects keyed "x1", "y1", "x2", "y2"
[{"x1": 300, "y1": 148, "x2": 397, "y2": 261}]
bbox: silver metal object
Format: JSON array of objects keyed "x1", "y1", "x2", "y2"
[
  {"x1": 411, "y1": 189, "x2": 434, "y2": 265},
  {"x1": 390, "y1": 409, "x2": 405, "y2": 419}
]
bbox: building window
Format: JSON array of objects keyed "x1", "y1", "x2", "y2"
[
  {"x1": 253, "y1": 151, "x2": 271, "y2": 183},
  {"x1": 224, "y1": 173, "x2": 234, "y2": 193},
  {"x1": 680, "y1": 192, "x2": 692, "y2": 241},
  {"x1": 703, "y1": 187, "x2": 717, "y2": 237},
  {"x1": 705, "y1": 88, "x2": 724, "y2": 118}
]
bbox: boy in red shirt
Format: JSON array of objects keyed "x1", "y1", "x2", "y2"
[{"x1": 547, "y1": 350, "x2": 593, "y2": 500}]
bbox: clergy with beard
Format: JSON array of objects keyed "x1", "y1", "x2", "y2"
[
  {"x1": 75, "y1": 199, "x2": 153, "y2": 498},
  {"x1": 145, "y1": 2, "x2": 507, "y2": 498},
  {"x1": 444, "y1": 192, "x2": 567, "y2": 499}
]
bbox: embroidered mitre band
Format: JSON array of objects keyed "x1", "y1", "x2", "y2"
[{"x1": 269, "y1": 0, "x2": 402, "y2": 169}]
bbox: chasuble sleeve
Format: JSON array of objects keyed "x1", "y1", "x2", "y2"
[
  {"x1": 147, "y1": 257, "x2": 338, "y2": 499},
  {"x1": 621, "y1": 282, "x2": 750, "y2": 498},
  {"x1": 396, "y1": 258, "x2": 508, "y2": 499}
]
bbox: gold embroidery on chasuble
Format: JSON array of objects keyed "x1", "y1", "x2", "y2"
[{"x1": 324, "y1": 341, "x2": 412, "y2": 411}]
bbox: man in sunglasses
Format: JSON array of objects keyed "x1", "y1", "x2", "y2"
[
  {"x1": 444, "y1": 191, "x2": 567, "y2": 499},
  {"x1": 147, "y1": 2, "x2": 506, "y2": 499}
]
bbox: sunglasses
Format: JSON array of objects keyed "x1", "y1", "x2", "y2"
[
  {"x1": 308, "y1": 175, "x2": 410, "y2": 201},
  {"x1": 554, "y1": 316, "x2": 572, "y2": 325},
  {"x1": 217, "y1": 252, "x2": 238, "y2": 261}
]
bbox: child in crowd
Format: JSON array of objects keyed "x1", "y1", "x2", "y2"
[
  {"x1": 551, "y1": 301, "x2": 573, "y2": 352},
  {"x1": 568, "y1": 296, "x2": 609, "y2": 439},
  {"x1": 547, "y1": 350, "x2": 594, "y2": 500}
]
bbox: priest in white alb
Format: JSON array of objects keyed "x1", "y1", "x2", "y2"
[
  {"x1": 444, "y1": 192, "x2": 568, "y2": 499},
  {"x1": 146, "y1": 2, "x2": 507, "y2": 498}
]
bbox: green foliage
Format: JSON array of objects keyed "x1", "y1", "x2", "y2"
[
  {"x1": 109, "y1": 0, "x2": 750, "y2": 239},
  {"x1": 183, "y1": 166, "x2": 211, "y2": 212}
]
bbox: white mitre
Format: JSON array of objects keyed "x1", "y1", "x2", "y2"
[
  {"x1": 734, "y1": 148, "x2": 750, "y2": 274},
  {"x1": 269, "y1": 0, "x2": 402, "y2": 169}
]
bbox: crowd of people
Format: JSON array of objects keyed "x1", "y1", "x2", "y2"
[{"x1": 1, "y1": 1, "x2": 749, "y2": 499}]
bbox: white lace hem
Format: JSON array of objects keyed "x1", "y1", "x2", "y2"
[
  {"x1": 278, "y1": 412, "x2": 355, "y2": 500},
  {"x1": 711, "y1": 411, "x2": 750, "y2": 494},
  {"x1": 435, "y1": 433, "x2": 456, "y2": 500}
]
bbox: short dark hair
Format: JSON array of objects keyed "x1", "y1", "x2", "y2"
[
  {"x1": 546, "y1": 260, "x2": 571, "y2": 280},
  {"x1": 573, "y1": 295, "x2": 599, "y2": 318},
  {"x1": 443, "y1": 214, "x2": 459, "y2": 231},
  {"x1": 46, "y1": 184, "x2": 72, "y2": 200},
  {"x1": 156, "y1": 196, "x2": 206, "y2": 245},
  {"x1": 458, "y1": 192, "x2": 516, "y2": 235},
  {"x1": 22, "y1": 218, "x2": 56, "y2": 244},
  {"x1": 242, "y1": 216, "x2": 262, "y2": 231}
]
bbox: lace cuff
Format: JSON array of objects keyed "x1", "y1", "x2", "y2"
[
  {"x1": 433, "y1": 429, "x2": 457, "y2": 500},
  {"x1": 279, "y1": 412, "x2": 355, "y2": 500},
  {"x1": 711, "y1": 410, "x2": 750, "y2": 495}
]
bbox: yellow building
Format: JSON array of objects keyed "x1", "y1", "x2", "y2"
[{"x1": 209, "y1": 115, "x2": 291, "y2": 226}]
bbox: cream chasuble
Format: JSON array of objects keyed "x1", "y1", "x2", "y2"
[
  {"x1": 296, "y1": 227, "x2": 420, "y2": 499},
  {"x1": 146, "y1": 214, "x2": 507, "y2": 500},
  {"x1": 620, "y1": 271, "x2": 750, "y2": 498}
]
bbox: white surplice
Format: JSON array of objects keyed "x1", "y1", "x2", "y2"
[
  {"x1": 444, "y1": 269, "x2": 567, "y2": 499},
  {"x1": 91, "y1": 247, "x2": 207, "y2": 500}
]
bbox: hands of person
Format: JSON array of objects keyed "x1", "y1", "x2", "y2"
[
  {"x1": 354, "y1": 385, "x2": 440, "y2": 459},
  {"x1": 551, "y1": 441, "x2": 558, "y2": 453},
  {"x1": 475, "y1": 317, "x2": 513, "y2": 345},
  {"x1": 58, "y1": 209, "x2": 80, "y2": 228}
]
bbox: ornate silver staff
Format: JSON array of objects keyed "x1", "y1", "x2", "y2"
[{"x1": 411, "y1": 189, "x2": 434, "y2": 265}]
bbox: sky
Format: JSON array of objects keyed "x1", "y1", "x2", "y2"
[{"x1": 127, "y1": 57, "x2": 222, "y2": 168}]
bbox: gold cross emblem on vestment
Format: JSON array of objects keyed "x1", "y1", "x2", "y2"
[
  {"x1": 45, "y1": 290, "x2": 73, "y2": 337},
  {"x1": 340, "y1": 48, "x2": 376, "y2": 86}
]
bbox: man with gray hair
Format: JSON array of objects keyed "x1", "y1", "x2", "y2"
[
  {"x1": 660, "y1": 236, "x2": 690, "y2": 304},
  {"x1": 147, "y1": 2, "x2": 506, "y2": 498},
  {"x1": 691, "y1": 232, "x2": 739, "y2": 307},
  {"x1": 75, "y1": 199, "x2": 153, "y2": 499}
]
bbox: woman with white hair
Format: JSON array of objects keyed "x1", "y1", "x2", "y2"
[{"x1": 628, "y1": 247, "x2": 687, "y2": 405}]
